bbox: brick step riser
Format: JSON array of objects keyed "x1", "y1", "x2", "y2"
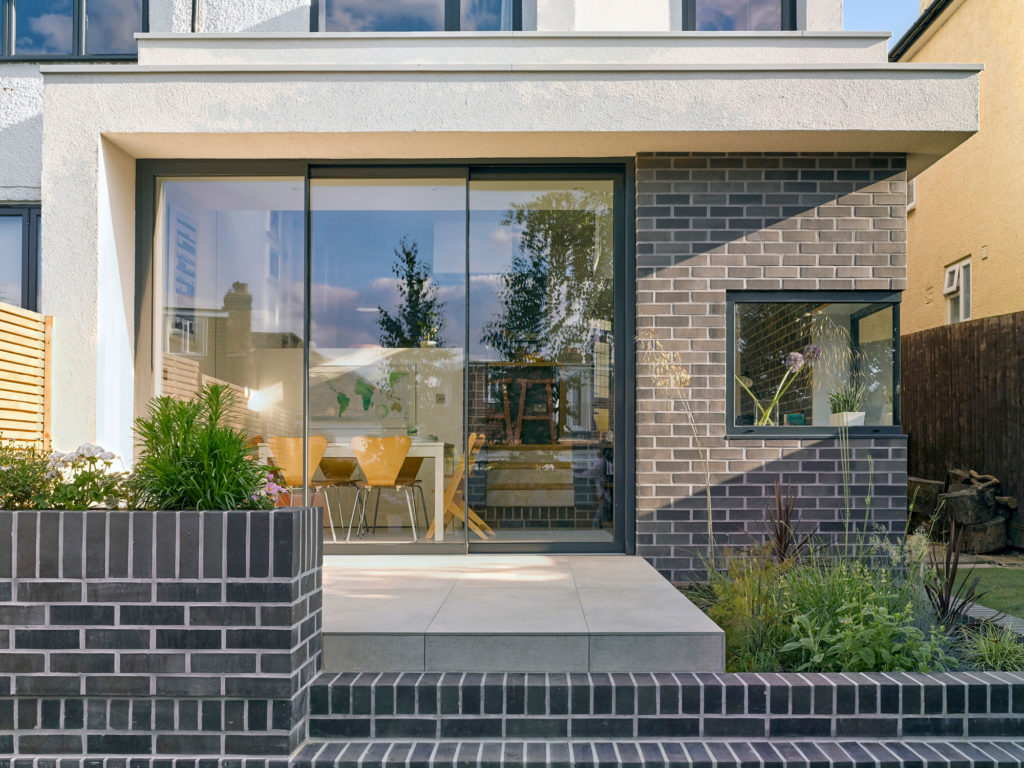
[
  {"x1": 308, "y1": 672, "x2": 1024, "y2": 742},
  {"x1": 292, "y1": 739, "x2": 1024, "y2": 768}
]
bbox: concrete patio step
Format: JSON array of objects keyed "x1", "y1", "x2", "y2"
[
  {"x1": 292, "y1": 739, "x2": 1024, "y2": 767},
  {"x1": 320, "y1": 555, "x2": 724, "y2": 673}
]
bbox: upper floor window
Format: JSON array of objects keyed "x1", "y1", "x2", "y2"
[
  {"x1": 0, "y1": 0, "x2": 144, "y2": 57},
  {"x1": 320, "y1": 0, "x2": 521, "y2": 31},
  {"x1": 0, "y1": 206, "x2": 40, "y2": 312},
  {"x1": 944, "y1": 258, "x2": 971, "y2": 324},
  {"x1": 682, "y1": 0, "x2": 796, "y2": 31}
]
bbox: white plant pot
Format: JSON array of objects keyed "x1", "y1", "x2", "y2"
[{"x1": 830, "y1": 411, "x2": 865, "y2": 427}]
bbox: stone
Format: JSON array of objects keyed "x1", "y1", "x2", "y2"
[
  {"x1": 938, "y1": 488, "x2": 996, "y2": 526},
  {"x1": 959, "y1": 516, "x2": 1008, "y2": 555}
]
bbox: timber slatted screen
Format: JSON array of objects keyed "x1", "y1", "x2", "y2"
[
  {"x1": 901, "y1": 310, "x2": 1024, "y2": 499},
  {"x1": 0, "y1": 301, "x2": 52, "y2": 448}
]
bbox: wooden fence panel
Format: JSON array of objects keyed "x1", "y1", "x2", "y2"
[
  {"x1": 901, "y1": 311, "x2": 1024, "y2": 498},
  {"x1": 0, "y1": 301, "x2": 51, "y2": 448}
]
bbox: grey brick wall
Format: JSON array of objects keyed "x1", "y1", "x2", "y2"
[
  {"x1": 0, "y1": 507, "x2": 323, "y2": 758},
  {"x1": 635, "y1": 153, "x2": 908, "y2": 581}
]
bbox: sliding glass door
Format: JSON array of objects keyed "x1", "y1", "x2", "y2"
[{"x1": 147, "y1": 163, "x2": 627, "y2": 552}]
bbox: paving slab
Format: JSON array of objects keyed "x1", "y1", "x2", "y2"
[{"x1": 321, "y1": 554, "x2": 724, "y2": 672}]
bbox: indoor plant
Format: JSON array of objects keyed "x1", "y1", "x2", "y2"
[{"x1": 828, "y1": 379, "x2": 867, "y2": 426}]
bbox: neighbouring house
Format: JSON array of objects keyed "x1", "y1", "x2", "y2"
[
  {"x1": 0, "y1": 0, "x2": 980, "y2": 581},
  {"x1": 891, "y1": 0, "x2": 1022, "y2": 333}
]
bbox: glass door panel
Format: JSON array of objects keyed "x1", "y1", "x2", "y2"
[
  {"x1": 154, "y1": 177, "x2": 306, "y2": 495},
  {"x1": 310, "y1": 176, "x2": 466, "y2": 545},
  {"x1": 468, "y1": 175, "x2": 616, "y2": 545}
]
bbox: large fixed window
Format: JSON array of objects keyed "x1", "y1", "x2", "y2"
[
  {"x1": 141, "y1": 162, "x2": 630, "y2": 554},
  {"x1": 319, "y1": 0, "x2": 521, "y2": 31},
  {"x1": 682, "y1": 0, "x2": 796, "y2": 31},
  {"x1": 0, "y1": 0, "x2": 144, "y2": 57},
  {"x1": 0, "y1": 206, "x2": 39, "y2": 311},
  {"x1": 728, "y1": 292, "x2": 900, "y2": 436}
]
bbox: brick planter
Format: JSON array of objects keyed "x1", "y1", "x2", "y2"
[{"x1": 0, "y1": 507, "x2": 322, "y2": 758}]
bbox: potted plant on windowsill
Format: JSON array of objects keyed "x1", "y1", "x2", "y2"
[{"x1": 828, "y1": 379, "x2": 867, "y2": 427}]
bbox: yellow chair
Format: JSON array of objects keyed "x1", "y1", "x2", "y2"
[
  {"x1": 347, "y1": 436, "x2": 418, "y2": 542},
  {"x1": 426, "y1": 432, "x2": 495, "y2": 541},
  {"x1": 314, "y1": 457, "x2": 359, "y2": 543},
  {"x1": 267, "y1": 435, "x2": 328, "y2": 523},
  {"x1": 388, "y1": 456, "x2": 428, "y2": 531}
]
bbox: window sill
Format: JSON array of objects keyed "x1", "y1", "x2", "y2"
[{"x1": 725, "y1": 426, "x2": 907, "y2": 440}]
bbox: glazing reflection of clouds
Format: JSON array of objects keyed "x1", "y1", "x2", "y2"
[
  {"x1": 325, "y1": 0, "x2": 444, "y2": 31},
  {"x1": 17, "y1": 0, "x2": 73, "y2": 55},
  {"x1": 86, "y1": 0, "x2": 143, "y2": 54},
  {"x1": 696, "y1": 0, "x2": 781, "y2": 31}
]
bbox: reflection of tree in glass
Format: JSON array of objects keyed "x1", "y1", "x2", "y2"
[
  {"x1": 377, "y1": 236, "x2": 446, "y2": 348},
  {"x1": 481, "y1": 189, "x2": 613, "y2": 363}
]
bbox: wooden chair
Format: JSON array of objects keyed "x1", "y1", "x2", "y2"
[
  {"x1": 390, "y1": 456, "x2": 428, "y2": 531},
  {"x1": 314, "y1": 457, "x2": 359, "y2": 543},
  {"x1": 348, "y1": 436, "x2": 419, "y2": 542},
  {"x1": 426, "y1": 432, "x2": 495, "y2": 540},
  {"x1": 267, "y1": 435, "x2": 329, "y2": 526}
]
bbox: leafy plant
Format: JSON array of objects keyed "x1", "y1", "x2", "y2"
[
  {"x1": 960, "y1": 623, "x2": 1024, "y2": 672},
  {"x1": 0, "y1": 440, "x2": 50, "y2": 509},
  {"x1": 828, "y1": 379, "x2": 867, "y2": 414},
  {"x1": 782, "y1": 601, "x2": 949, "y2": 673},
  {"x1": 44, "y1": 444, "x2": 125, "y2": 510},
  {"x1": 132, "y1": 384, "x2": 271, "y2": 511},
  {"x1": 763, "y1": 481, "x2": 815, "y2": 564},
  {"x1": 925, "y1": 522, "x2": 984, "y2": 628}
]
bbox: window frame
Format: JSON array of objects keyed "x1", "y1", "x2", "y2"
[
  {"x1": 681, "y1": 0, "x2": 797, "y2": 31},
  {"x1": 311, "y1": 0, "x2": 522, "y2": 32},
  {"x1": 946, "y1": 258, "x2": 971, "y2": 323},
  {"x1": 725, "y1": 290, "x2": 903, "y2": 440},
  {"x1": 0, "y1": 205, "x2": 40, "y2": 312},
  {"x1": 0, "y1": 0, "x2": 147, "y2": 60}
]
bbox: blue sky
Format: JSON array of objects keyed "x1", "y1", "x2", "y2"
[{"x1": 843, "y1": 0, "x2": 922, "y2": 44}]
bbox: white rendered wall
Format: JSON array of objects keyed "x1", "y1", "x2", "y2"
[{"x1": 0, "y1": 64, "x2": 43, "y2": 202}]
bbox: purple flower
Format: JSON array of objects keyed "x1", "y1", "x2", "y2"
[
  {"x1": 802, "y1": 344, "x2": 821, "y2": 363},
  {"x1": 784, "y1": 351, "x2": 806, "y2": 372}
]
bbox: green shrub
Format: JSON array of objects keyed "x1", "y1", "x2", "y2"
[
  {"x1": 960, "y1": 623, "x2": 1024, "y2": 672},
  {"x1": 132, "y1": 384, "x2": 272, "y2": 511},
  {"x1": 706, "y1": 548, "x2": 789, "y2": 672},
  {"x1": 0, "y1": 440, "x2": 50, "y2": 509}
]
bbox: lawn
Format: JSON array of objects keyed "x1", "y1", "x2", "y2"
[{"x1": 961, "y1": 568, "x2": 1024, "y2": 618}]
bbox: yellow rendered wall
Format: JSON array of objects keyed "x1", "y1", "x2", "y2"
[{"x1": 902, "y1": 0, "x2": 1024, "y2": 334}]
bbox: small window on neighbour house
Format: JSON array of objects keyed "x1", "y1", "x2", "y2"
[
  {"x1": 945, "y1": 259, "x2": 971, "y2": 324},
  {"x1": 728, "y1": 293, "x2": 900, "y2": 434}
]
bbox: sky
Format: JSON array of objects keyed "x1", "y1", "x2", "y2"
[{"x1": 843, "y1": 0, "x2": 922, "y2": 45}]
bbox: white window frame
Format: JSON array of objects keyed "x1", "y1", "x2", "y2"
[{"x1": 945, "y1": 258, "x2": 971, "y2": 323}]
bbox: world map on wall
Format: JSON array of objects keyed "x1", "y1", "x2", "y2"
[{"x1": 331, "y1": 371, "x2": 409, "y2": 419}]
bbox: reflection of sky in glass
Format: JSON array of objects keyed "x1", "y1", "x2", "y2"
[
  {"x1": 697, "y1": 0, "x2": 781, "y2": 31},
  {"x1": 325, "y1": 0, "x2": 444, "y2": 31},
  {"x1": 15, "y1": 0, "x2": 73, "y2": 55},
  {"x1": 86, "y1": 0, "x2": 143, "y2": 54},
  {"x1": 0, "y1": 218, "x2": 23, "y2": 306},
  {"x1": 461, "y1": 0, "x2": 514, "y2": 30}
]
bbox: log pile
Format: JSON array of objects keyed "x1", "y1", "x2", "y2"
[{"x1": 908, "y1": 469, "x2": 1020, "y2": 554}]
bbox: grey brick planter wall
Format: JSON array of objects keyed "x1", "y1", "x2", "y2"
[
  {"x1": 0, "y1": 507, "x2": 323, "y2": 759},
  {"x1": 635, "y1": 153, "x2": 909, "y2": 581}
]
